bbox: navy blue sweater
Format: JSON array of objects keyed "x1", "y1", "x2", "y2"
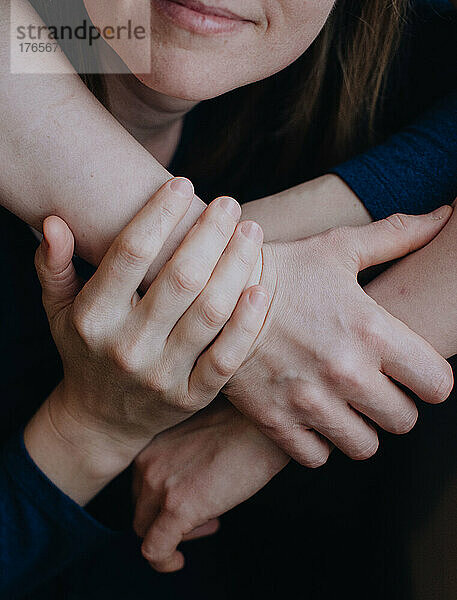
[{"x1": 1, "y1": 1, "x2": 456, "y2": 598}]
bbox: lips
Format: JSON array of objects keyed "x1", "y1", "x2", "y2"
[
  {"x1": 152, "y1": 0, "x2": 255, "y2": 35},
  {"x1": 170, "y1": 0, "x2": 248, "y2": 22}
]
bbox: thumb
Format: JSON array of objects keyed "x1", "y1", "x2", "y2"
[
  {"x1": 182, "y1": 518, "x2": 221, "y2": 541},
  {"x1": 35, "y1": 216, "x2": 80, "y2": 320},
  {"x1": 351, "y1": 205, "x2": 452, "y2": 271}
]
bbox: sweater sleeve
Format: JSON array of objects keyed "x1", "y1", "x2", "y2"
[
  {"x1": 330, "y1": 92, "x2": 457, "y2": 220},
  {"x1": 0, "y1": 429, "x2": 119, "y2": 598}
]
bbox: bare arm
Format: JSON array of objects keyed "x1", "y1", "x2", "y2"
[
  {"x1": 365, "y1": 203, "x2": 457, "y2": 359},
  {"x1": 2, "y1": 2, "x2": 456, "y2": 361},
  {"x1": 0, "y1": 1, "x2": 366, "y2": 277},
  {"x1": 0, "y1": 0, "x2": 206, "y2": 284},
  {"x1": 241, "y1": 174, "x2": 372, "y2": 240}
]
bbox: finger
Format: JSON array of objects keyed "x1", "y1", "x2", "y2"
[
  {"x1": 84, "y1": 177, "x2": 194, "y2": 311},
  {"x1": 141, "y1": 510, "x2": 187, "y2": 573},
  {"x1": 34, "y1": 216, "x2": 81, "y2": 320},
  {"x1": 303, "y1": 396, "x2": 379, "y2": 461},
  {"x1": 349, "y1": 372, "x2": 419, "y2": 435},
  {"x1": 350, "y1": 206, "x2": 452, "y2": 271},
  {"x1": 133, "y1": 497, "x2": 161, "y2": 539},
  {"x1": 168, "y1": 220, "x2": 263, "y2": 366},
  {"x1": 189, "y1": 286, "x2": 269, "y2": 403},
  {"x1": 136, "y1": 196, "x2": 242, "y2": 336},
  {"x1": 265, "y1": 426, "x2": 332, "y2": 469},
  {"x1": 182, "y1": 519, "x2": 221, "y2": 541},
  {"x1": 145, "y1": 548, "x2": 185, "y2": 574},
  {"x1": 381, "y1": 312, "x2": 454, "y2": 404}
]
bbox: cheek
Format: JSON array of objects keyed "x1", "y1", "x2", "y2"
[{"x1": 259, "y1": 0, "x2": 335, "y2": 73}]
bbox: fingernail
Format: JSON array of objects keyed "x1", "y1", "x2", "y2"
[
  {"x1": 170, "y1": 177, "x2": 194, "y2": 198},
  {"x1": 430, "y1": 205, "x2": 452, "y2": 220},
  {"x1": 219, "y1": 196, "x2": 241, "y2": 220},
  {"x1": 249, "y1": 288, "x2": 268, "y2": 310},
  {"x1": 240, "y1": 221, "x2": 263, "y2": 243}
]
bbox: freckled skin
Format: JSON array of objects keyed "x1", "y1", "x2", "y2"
[{"x1": 83, "y1": 0, "x2": 335, "y2": 100}]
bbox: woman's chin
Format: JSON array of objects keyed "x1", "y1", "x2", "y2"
[{"x1": 131, "y1": 71, "x2": 236, "y2": 102}]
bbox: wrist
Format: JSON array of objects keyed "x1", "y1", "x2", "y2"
[{"x1": 24, "y1": 383, "x2": 139, "y2": 505}]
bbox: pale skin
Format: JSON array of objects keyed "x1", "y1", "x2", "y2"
[
  {"x1": 2, "y1": 0, "x2": 457, "y2": 572},
  {"x1": 28, "y1": 179, "x2": 269, "y2": 505}
]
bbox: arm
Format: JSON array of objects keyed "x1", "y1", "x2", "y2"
[
  {"x1": 3, "y1": 2, "x2": 456, "y2": 283},
  {"x1": 1, "y1": 181, "x2": 267, "y2": 595},
  {"x1": 365, "y1": 201, "x2": 457, "y2": 359},
  {"x1": 0, "y1": 430, "x2": 118, "y2": 597},
  {"x1": 242, "y1": 87, "x2": 457, "y2": 241},
  {"x1": 132, "y1": 205, "x2": 457, "y2": 573},
  {"x1": 2, "y1": 2, "x2": 456, "y2": 457},
  {"x1": 1, "y1": 1, "x2": 456, "y2": 272},
  {"x1": 0, "y1": 0, "x2": 207, "y2": 285}
]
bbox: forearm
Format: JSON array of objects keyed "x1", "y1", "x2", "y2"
[
  {"x1": 1, "y1": 4, "x2": 369, "y2": 259},
  {"x1": 0, "y1": 1, "x2": 205, "y2": 285},
  {"x1": 24, "y1": 384, "x2": 137, "y2": 506},
  {"x1": 366, "y1": 205, "x2": 457, "y2": 359},
  {"x1": 241, "y1": 174, "x2": 372, "y2": 242}
]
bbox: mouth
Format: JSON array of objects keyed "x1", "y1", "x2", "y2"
[{"x1": 151, "y1": 0, "x2": 255, "y2": 35}]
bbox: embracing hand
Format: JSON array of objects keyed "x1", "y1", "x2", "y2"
[
  {"x1": 132, "y1": 207, "x2": 454, "y2": 573},
  {"x1": 133, "y1": 400, "x2": 288, "y2": 573},
  {"x1": 26, "y1": 178, "x2": 268, "y2": 503},
  {"x1": 225, "y1": 207, "x2": 454, "y2": 465}
]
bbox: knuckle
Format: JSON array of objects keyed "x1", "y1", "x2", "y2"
[
  {"x1": 162, "y1": 489, "x2": 190, "y2": 523},
  {"x1": 299, "y1": 388, "x2": 325, "y2": 421},
  {"x1": 134, "y1": 453, "x2": 148, "y2": 473},
  {"x1": 359, "y1": 310, "x2": 387, "y2": 348},
  {"x1": 169, "y1": 387, "x2": 203, "y2": 414},
  {"x1": 207, "y1": 214, "x2": 233, "y2": 240},
  {"x1": 236, "y1": 315, "x2": 261, "y2": 339},
  {"x1": 71, "y1": 303, "x2": 100, "y2": 344},
  {"x1": 199, "y1": 296, "x2": 232, "y2": 329},
  {"x1": 141, "y1": 543, "x2": 159, "y2": 564},
  {"x1": 209, "y1": 347, "x2": 239, "y2": 379},
  {"x1": 115, "y1": 236, "x2": 149, "y2": 269},
  {"x1": 233, "y1": 244, "x2": 256, "y2": 270},
  {"x1": 147, "y1": 368, "x2": 172, "y2": 396},
  {"x1": 170, "y1": 258, "x2": 207, "y2": 295},
  {"x1": 384, "y1": 213, "x2": 409, "y2": 234},
  {"x1": 108, "y1": 342, "x2": 143, "y2": 375},
  {"x1": 326, "y1": 357, "x2": 365, "y2": 390},
  {"x1": 160, "y1": 198, "x2": 180, "y2": 222},
  {"x1": 259, "y1": 411, "x2": 286, "y2": 437}
]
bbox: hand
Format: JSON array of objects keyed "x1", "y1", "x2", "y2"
[
  {"x1": 225, "y1": 208, "x2": 454, "y2": 466},
  {"x1": 132, "y1": 400, "x2": 289, "y2": 573},
  {"x1": 32, "y1": 177, "x2": 269, "y2": 470}
]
